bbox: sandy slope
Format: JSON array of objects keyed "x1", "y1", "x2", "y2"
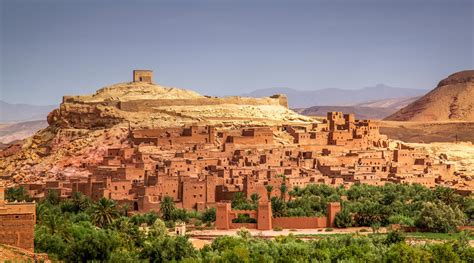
[{"x1": 386, "y1": 70, "x2": 474, "y2": 121}]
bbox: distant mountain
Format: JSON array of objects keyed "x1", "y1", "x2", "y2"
[
  {"x1": 0, "y1": 101, "x2": 55, "y2": 122},
  {"x1": 386, "y1": 70, "x2": 474, "y2": 121},
  {"x1": 294, "y1": 106, "x2": 394, "y2": 120},
  {"x1": 0, "y1": 120, "x2": 48, "y2": 144},
  {"x1": 353, "y1": 96, "x2": 419, "y2": 110},
  {"x1": 295, "y1": 96, "x2": 420, "y2": 120},
  {"x1": 242, "y1": 84, "x2": 427, "y2": 108}
]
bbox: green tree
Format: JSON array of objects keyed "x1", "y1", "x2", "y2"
[
  {"x1": 384, "y1": 230, "x2": 406, "y2": 245},
  {"x1": 429, "y1": 243, "x2": 461, "y2": 263},
  {"x1": 43, "y1": 208, "x2": 64, "y2": 235},
  {"x1": 415, "y1": 201, "x2": 466, "y2": 233},
  {"x1": 141, "y1": 235, "x2": 196, "y2": 262},
  {"x1": 250, "y1": 193, "x2": 261, "y2": 204},
  {"x1": 383, "y1": 242, "x2": 431, "y2": 263},
  {"x1": 202, "y1": 207, "x2": 216, "y2": 223},
  {"x1": 279, "y1": 183, "x2": 288, "y2": 200},
  {"x1": 160, "y1": 196, "x2": 176, "y2": 221},
  {"x1": 265, "y1": 185, "x2": 273, "y2": 200},
  {"x1": 334, "y1": 209, "x2": 354, "y2": 228},
  {"x1": 45, "y1": 190, "x2": 61, "y2": 205},
  {"x1": 148, "y1": 218, "x2": 168, "y2": 238},
  {"x1": 171, "y1": 208, "x2": 190, "y2": 223},
  {"x1": 91, "y1": 197, "x2": 119, "y2": 228},
  {"x1": 64, "y1": 222, "x2": 120, "y2": 261},
  {"x1": 271, "y1": 197, "x2": 287, "y2": 217},
  {"x1": 5, "y1": 186, "x2": 31, "y2": 202}
]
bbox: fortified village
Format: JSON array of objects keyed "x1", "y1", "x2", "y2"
[{"x1": 0, "y1": 70, "x2": 472, "y2": 248}]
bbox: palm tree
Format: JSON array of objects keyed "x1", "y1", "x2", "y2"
[
  {"x1": 288, "y1": 186, "x2": 301, "y2": 201},
  {"x1": 121, "y1": 203, "x2": 130, "y2": 217},
  {"x1": 231, "y1": 192, "x2": 247, "y2": 209},
  {"x1": 91, "y1": 197, "x2": 119, "y2": 228},
  {"x1": 160, "y1": 196, "x2": 176, "y2": 221},
  {"x1": 280, "y1": 184, "x2": 288, "y2": 201},
  {"x1": 265, "y1": 185, "x2": 273, "y2": 201},
  {"x1": 43, "y1": 209, "x2": 62, "y2": 234},
  {"x1": 71, "y1": 191, "x2": 89, "y2": 213},
  {"x1": 250, "y1": 193, "x2": 261, "y2": 204}
]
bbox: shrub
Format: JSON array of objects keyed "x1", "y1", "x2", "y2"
[
  {"x1": 384, "y1": 231, "x2": 405, "y2": 245},
  {"x1": 325, "y1": 228, "x2": 333, "y2": 232},
  {"x1": 201, "y1": 207, "x2": 216, "y2": 223},
  {"x1": 273, "y1": 226, "x2": 283, "y2": 231},
  {"x1": 415, "y1": 201, "x2": 466, "y2": 233},
  {"x1": 334, "y1": 209, "x2": 354, "y2": 228},
  {"x1": 388, "y1": 214, "x2": 415, "y2": 227}
]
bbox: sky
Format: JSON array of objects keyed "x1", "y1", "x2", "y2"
[{"x1": 1, "y1": 0, "x2": 473, "y2": 105}]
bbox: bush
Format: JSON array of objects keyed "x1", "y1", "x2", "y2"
[
  {"x1": 171, "y1": 208, "x2": 190, "y2": 223},
  {"x1": 325, "y1": 228, "x2": 333, "y2": 232},
  {"x1": 388, "y1": 214, "x2": 415, "y2": 227},
  {"x1": 273, "y1": 226, "x2": 283, "y2": 231},
  {"x1": 334, "y1": 209, "x2": 354, "y2": 228},
  {"x1": 384, "y1": 231, "x2": 405, "y2": 245},
  {"x1": 415, "y1": 201, "x2": 466, "y2": 233},
  {"x1": 201, "y1": 207, "x2": 216, "y2": 223},
  {"x1": 383, "y1": 242, "x2": 431, "y2": 262}
]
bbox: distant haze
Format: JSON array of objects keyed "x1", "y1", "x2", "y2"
[
  {"x1": 1, "y1": 0, "x2": 472, "y2": 105},
  {"x1": 242, "y1": 84, "x2": 427, "y2": 108}
]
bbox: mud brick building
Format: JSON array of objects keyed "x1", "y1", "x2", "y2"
[
  {"x1": 19, "y1": 111, "x2": 467, "y2": 218},
  {"x1": 0, "y1": 185, "x2": 36, "y2": 251}
]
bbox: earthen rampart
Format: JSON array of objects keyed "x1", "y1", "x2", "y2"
[{"x1": 118, "y1": 96, "x2": 288, "y2": 112}]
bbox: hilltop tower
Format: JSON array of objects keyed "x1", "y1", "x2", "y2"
[{"x1": 133, "y1": 70, "x2": 153, "y2": 83}]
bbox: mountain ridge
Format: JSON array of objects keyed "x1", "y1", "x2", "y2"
[
  {"x1": 0, "y1": 100, "x2": 56, "y2": 123},
  {"x1": 241, "y1": 84, "x2": 427, "y2": 108}
]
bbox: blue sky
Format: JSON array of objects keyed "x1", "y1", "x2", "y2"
[{"x1": 1, "y1": 0, "x2": 472, "y2": 105}]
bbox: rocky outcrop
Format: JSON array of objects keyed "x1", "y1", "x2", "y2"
[{"x1": 385, "y1": 70, "x2": 474, "y2": 121}]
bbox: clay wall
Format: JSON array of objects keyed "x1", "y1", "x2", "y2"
[
  {"x1": 273, "y1": 216, "x2": 327, "y2": 229},
  {"x1": 182, "y1": 178, "x2": 207, "y2": 209},
  {"x1": 216, "y1": 201, "x2": 341, "y2": 230},
  {"x1": 0, "y1": 187, "x2": 36, "y2": 251},
  {"x1": 118, "y1": 96, "x2": 287, "y2": 112}
]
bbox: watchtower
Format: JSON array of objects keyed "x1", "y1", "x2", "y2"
[{"x1": 133, "y1": 70, "x2": 153, "y2": 83}]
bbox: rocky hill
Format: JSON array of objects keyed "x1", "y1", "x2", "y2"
[
  {"x1": 0, "y1": 80, "x2": 312, "y2": 183},
  {"x1": 385, "y1": 70, "x2": 474, "y2": 121},
  {"x1": 48, "y1": 81, "x2": 309, "y2": 129}
]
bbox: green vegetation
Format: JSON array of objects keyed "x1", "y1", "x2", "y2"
[
  {"x1": 4, "y1": 183, "x2": 474, "y2": 261},
  {"x1": 232, "y1": 183, "x2": 473, "y2": 232},
  {"x1": 199, "y1": 232, "x2": 473, "y2": 262},
  {"x1": 11, "y1": 192, "x2": 213, "y2": 261}
]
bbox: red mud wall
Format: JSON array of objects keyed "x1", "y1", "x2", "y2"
[{"x1": 272, "y1": 216, "x2": 328, "y2": 229}]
